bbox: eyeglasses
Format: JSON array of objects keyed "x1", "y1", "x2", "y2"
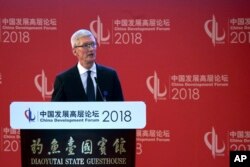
[{"x1": 75, "y1": 42, "x2": 97, "y2": 49}]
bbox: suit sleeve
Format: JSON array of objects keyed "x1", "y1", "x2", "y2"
[
  {"x1": 112, "y1": 71, "x2": 124, "y2": 101},
  {"x1": 51, "y1": 76, "x2": 65, "y2": 101}
]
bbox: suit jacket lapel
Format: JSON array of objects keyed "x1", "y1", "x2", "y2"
[
  {"x1": 72, "y1": 65, "x2": 88, "y2": 101},
  {"x1": 96, "y1": 64, "x2": 105, "y2": 101}
]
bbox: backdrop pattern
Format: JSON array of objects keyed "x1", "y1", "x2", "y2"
[{"x1": 0, "y1": 0, "x2": 250, "y2": 166}]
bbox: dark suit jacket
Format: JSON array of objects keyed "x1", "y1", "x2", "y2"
[{"x1": 51, "y1": 63, "x2": 124, "y2": 101}]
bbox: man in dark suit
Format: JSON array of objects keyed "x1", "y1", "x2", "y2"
[
  {"x1": 21, "y1": 29, "x2": 135, "y2": 167},
  {"x1": 52, "y1": 29, "x2": 124, "y2": 102}
]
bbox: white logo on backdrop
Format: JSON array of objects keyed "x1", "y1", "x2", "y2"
[
  {"x1": 90, "y1": 16, "x2": 110, "y2": 46},
  {"x1": 146, "y1": 71, "x2": 167, "y2": 102},
  {"x1": 204, "y1": 15, "x2": 225, "y2": 46},
  {"x1": 204, "y1": 127, "x2": 225, "y2": 159},
  {"x1": 34, "y1": 70, "x2": 53, "y2": 100}
]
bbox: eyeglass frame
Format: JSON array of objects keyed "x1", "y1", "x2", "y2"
[{"x1": 74, "y1": 42, "x2": 97, "y2": 49}]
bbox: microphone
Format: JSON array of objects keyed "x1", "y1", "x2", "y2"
[{"x1": 94, "y1": 77, "x2": 106, "y2": 101}]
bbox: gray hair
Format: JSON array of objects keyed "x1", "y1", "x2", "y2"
[{"x1": 70, "y1": 29, "x2": 95, "y2": 48}]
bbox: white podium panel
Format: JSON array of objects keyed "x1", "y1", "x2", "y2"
[{"x1": 10, "y1": 101, "x2": 146, "y2": 129}]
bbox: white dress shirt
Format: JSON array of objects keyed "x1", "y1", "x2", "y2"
[{"x1": 77, "y1": 62, "x2": 97, "y2": 97}]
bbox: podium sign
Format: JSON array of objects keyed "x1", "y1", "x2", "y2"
[
  {"x1": 10, "y1": 102, "x2": 146, "y2": 167},
  {"x1": 10, "y1": 102, "x2": 146, "y2": 129},
  {"x1": 21, "y1": 129, "x2": 135, "y2": 166}
]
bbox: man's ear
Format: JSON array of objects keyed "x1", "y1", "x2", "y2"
[{"x1": 72, "y1": 48, "x2": 77, "y2": 56}]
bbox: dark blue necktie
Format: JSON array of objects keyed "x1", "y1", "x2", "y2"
[{"x1": 86, "y1": 70, "x2": 95, "y2": 101}]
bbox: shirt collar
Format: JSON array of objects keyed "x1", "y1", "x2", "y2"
[{"x1": 77, "y1": 62, "x2": 97, "y2": 75}]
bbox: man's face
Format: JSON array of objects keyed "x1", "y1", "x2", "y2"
[{"x1": 73, "y1": 36, "x2": 97, "y2": 69}]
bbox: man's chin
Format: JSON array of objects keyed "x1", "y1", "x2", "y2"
[
  {"x1": 87, "y1": 59, "x2": 95, "y2": 65},
  {"x1": 88, "y1": 57, "x2": 95, "y2": 62}
]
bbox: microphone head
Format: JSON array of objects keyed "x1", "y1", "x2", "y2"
[{"x1": 103, "y1": 91, "x2": 108, "y2": 97}]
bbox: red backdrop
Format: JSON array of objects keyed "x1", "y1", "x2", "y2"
[{"x1": 1, "y1": 0, "x2": 250, "y2": 166}]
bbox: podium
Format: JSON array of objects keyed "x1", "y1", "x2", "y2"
[{"x1": 10, "y1": 102, "x2": 146, "y2": 167}]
